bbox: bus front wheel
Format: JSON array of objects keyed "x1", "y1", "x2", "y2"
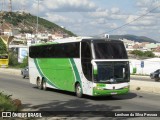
[
  {"x1": 75, "y1": 83, "x2": 83, "y2": 98},
  {"x1": 37, "y1": 78, "x2": 43, "y2": 90}
]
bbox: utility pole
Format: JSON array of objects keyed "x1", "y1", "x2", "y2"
[
  {"x1": 0, "y1": 0, "x2": 4, "y2": 35},
  {"x1": 36, "y1": 0, "x2": 39, "y2": 36},
  {"x1": 8, "y1": 0, "x2": 12, "y2": 12}
]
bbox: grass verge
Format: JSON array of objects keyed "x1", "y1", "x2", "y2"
[{"x1": 0, "y1": 92, "x2": 19, "y2": 111}]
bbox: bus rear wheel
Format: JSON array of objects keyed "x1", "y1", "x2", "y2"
[
  {"x1": 42, "y1": 80, "x2": 47, "y2": 90},
  {"x1": 37, "y1": 78, "x2": 43, "y2": 90},
  {"x1": 75, "y1": 83, "x2": 83, "y2": 98}
]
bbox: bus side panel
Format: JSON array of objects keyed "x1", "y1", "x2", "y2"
[
  {"x1": 36, "y1": 58, "x2": 75, "y2": 92},
  {"x1": 29, "y1": 57, "x2": 94, "y2": 95},
  {"x1": 73, "y1": 59, "x2": 93, "y2": 96},
  {"x1": 29, "y1": 57, "x2": 41, "y2": 85}
]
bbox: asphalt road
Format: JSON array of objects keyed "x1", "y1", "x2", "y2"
[{"x1": 0, "y1": 72, "x2": 160, "y2": 119}]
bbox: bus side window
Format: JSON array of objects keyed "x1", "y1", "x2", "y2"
[{"x1": 81, "y1": 42, "x2": 92, "y2": 81}]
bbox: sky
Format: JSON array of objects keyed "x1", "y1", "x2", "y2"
[{"x1": 2, "y1": 0, "x2": 160, "y2": 41}]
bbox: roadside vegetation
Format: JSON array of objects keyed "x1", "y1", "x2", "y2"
[
  {"x1": 9, "y1": 50, "x2": 28, "y2": 68},
  {"x1": 130, "y1": 50, "x2": 155, "y2": 58},
  {"x1": 0, "y1": 92, "x2": 19, "y2": 111}
]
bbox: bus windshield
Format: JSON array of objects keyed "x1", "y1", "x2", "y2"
[
  {"x1": 94, "y1": 41, "x2": 128, "y2": 59},
  {"x1": 95, "y1": 61, "x2": 130, "y2": 83}
]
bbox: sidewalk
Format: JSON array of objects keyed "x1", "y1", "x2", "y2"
[
  {"x1": 0, "y1": 68, "x2": 21, "y2": 75},
  {"x1": 130, "y1": 74, "x2": 150, "y2": 79},
  {"x1": 130, "y1": 80, "x2": 160, "y2": 94}
]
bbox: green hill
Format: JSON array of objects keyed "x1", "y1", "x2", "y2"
[
  {"x1": 110, "y1": 34, "x2": 158, "y2": 43},
  {"x1": 1, "y1": 12, "x2": 76, "y2": 36}
]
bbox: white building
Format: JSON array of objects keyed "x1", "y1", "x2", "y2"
[{"x1": 130, "y1": 58, "x2": 160, "y2": 75}]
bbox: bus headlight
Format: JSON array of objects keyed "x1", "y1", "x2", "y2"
[{"x1": 93, "y1": 86, "x2": 104, "y2": 90}]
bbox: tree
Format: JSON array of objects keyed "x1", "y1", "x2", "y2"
[
  {"x1": 0, "y1": 38, "x2": 7, "y2": 54},
  {"x1": 20, "y1": 56, "x2": 28, "y2": 68},
  {"x1": 9, "y1": 51, "x2": 18, "y2": 66},
  {"x1": 144, "y1": 51, "x2": 155, "y2": 57},
  {"x1": 130, "y1": 50, "x2": 143, "y2": 56}
]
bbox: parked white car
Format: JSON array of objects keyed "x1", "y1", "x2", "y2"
[{"x1": 21, "y1": 66, "x2": 29, "y2": 78}]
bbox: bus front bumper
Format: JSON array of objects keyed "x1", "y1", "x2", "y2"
[{"x1": 93, "y1": 87, "x2": 129, "y2": 96}]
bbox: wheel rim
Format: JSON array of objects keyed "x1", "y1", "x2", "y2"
[
  {"x1": 76, "y1": 85, "x2": 82, "y2": 96},
  {"x1": 43, "y1": 81, "x2": 46, "y2": 89}
]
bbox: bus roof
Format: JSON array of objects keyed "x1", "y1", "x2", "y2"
[{"x1": 31, "y1": 37, "x2": 122, "y2": 46}]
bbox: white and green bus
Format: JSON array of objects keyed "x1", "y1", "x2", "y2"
[{"x1": 29, "y1": 37, "x2": 130, "y2": 97}]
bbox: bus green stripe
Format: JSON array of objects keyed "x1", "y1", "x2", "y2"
[
  {"x1": 34, "y1": 59, "x2": 59, "y2": 89},
  {"x1": 69, "y1": 58, "x2": 81, "y2": 84}
]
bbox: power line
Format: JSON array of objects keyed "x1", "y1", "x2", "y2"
[{"x1": 92, "y1": 5, "x2": 160, "y2": 37}]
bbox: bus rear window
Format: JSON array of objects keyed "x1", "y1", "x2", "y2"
[{"x1": 94, "y1": 41, "x2": 128, "y2": 59}]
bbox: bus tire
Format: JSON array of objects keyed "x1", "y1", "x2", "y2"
[
  {"x1": 75, "y1": 83, "x2": 83, "y2": 98},
  {"x1": 42, "y1": 80, "x2": 47, "y2": 90},
  {"x1": 23, "y1": 75, "x2": 26, "y2": 79},
  {"x1": 37, "y1": 78, "x2": 43, "y2": 90},
  {"x1": 107, "y1": 95, "x2": 113, "y2": 98}
]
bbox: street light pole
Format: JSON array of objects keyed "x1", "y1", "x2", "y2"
[{"x1": 36, "y1": 0, "x2": 39, "y2": 36}]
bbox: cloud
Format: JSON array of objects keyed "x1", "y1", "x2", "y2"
[
  {"x1": 109, "y1": 23, "x2": 118, "y2": 29},
  {"x1": 13, "y1": 0, "x2": 29, "y2": 5},
  {"x1": 43, "y1": 0, "x2": 96, "y2": 12},
  {"x1": 12, "y1": 0, "x2": 97, "y2": 14},
  {"x1": 116, "y1": 30, "x2": 127, "y2": 35},
  {"x1": 136, "y1": 0, "x2": 160, "y2": 13},
  {"x1": 136, "y1": 0, "x2": 151, "y2": 7},
  {"x1": 89, "y1": 18, "x2": 106, "y2": 25},
  {"x1": 12, "y1": 0, "x2": 30, "y2": 11},
  {"x1": 89, "y1": 9, "x2": 109, "y2": 18},
  {"x1": 31, "y1": 2, "x2": 46, "y2": 15},
  {"x1": 111, "y1": 7, "x2": 120, "y2": 14},
  {"x1": 88, "y1": 7, "x2": 127, "y2": 21},
  {"x1": 110, "y1": 14, "x2": 127, "y2": 20},
  {"x1": 44, "y1": 13, "x2": 73, "y2": 23},
  {"x1": 126, "y1": 15, "x2": 157, "y2": 26}
]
